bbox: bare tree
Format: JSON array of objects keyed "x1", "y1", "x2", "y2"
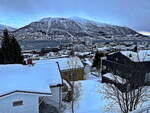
[
  {"x1": 101, "y1": 74, "x2": 149, "y2": 113},
  {"x1": 101, "y1": 50, "x2": 150, "y2": 113},
  {"x1": 67, "y1": 57, "x2": 81, "y2": 113}
]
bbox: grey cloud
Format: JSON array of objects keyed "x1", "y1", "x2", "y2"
[{"x1": 0, "y1": 0, "x2": 149, "y2": 32}]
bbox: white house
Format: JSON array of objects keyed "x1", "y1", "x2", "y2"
[{"x1": 0, "y1": 60, "x2": 62, "y2": 113}]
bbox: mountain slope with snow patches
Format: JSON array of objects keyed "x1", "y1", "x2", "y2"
[{"x1": 13, "y1": 17, "x2": 147, "y2": 40}]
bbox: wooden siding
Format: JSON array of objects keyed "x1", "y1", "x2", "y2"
[{"x1": 60, "y1": 68, "x2": 84, "y2": 81}]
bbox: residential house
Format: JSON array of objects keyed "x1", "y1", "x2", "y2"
[
  {"x1": 0, "y1": 60, "x2": 62, "y2": 113},
  {"x1": 102, "y1": 50, "x2": 150, "y2": 87},
  {"x1": 50, "y1": 57, "x2": 84, "y2": 81}
]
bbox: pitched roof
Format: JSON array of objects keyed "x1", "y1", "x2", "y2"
[
  {"x1": 50, "y1": 57, "x2": 84, "y2": 70},
  {"x1": 0, "y1": 60, "x2": 62, "y2": 97},
  {"x1": 121, "y1": 50, "x2": 150, "y2": 62}
]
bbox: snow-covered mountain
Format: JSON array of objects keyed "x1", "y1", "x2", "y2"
[
  {"x1": 0, "y1": 24, "x2": 16, "y2": 38},
  {"x1": 13, "y1": 17, "x2": 147, "y2": 41},
  {"x1": 0, "y1": 24, "x2": 16, "y2": 31}
]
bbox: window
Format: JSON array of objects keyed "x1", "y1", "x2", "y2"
[
  {"x1": 116, "y1": 58, "x2": 118, "y2": 61},
  {"x1": 13, "y1": 100, "x2": 23, "y2": 107},
  {"x1": 145, "y1": 73, "x2": 150, "y2": 83},
  {"x1": 129, "y1": 54, "x2": 132, "y2": 57}
]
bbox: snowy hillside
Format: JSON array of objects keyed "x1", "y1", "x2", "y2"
[
  {"x1": 0, "y1": 24, "x2": 16, "y2": 31},
  {"x1": 0, "y1": 24, "x2": 16, "y2": 37},
  {"x1": 69, "y1": 17, "x2": 114, "y2": 28},
  {"x1": 13, "y1": 17, "x2": 147, "y2": 41}
]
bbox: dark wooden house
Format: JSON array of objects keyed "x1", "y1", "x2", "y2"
[{"x1": 102, "y1": 50, "x2": 150, "y2": 88}]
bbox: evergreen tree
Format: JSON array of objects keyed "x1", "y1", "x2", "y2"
[
  {"x1": 1, "y1": 29, "x2": 24, "y2": 64},
  {"x1": 92, "y1": 51, "x2": 100, "y2": 68},
  {"x1": 0, "y1": 48, "x2": 4, "y2": 64},
  {"x1": 69, "y1": 49, "x2": 75, "y2": 56},
  {"x1": 92, "y1": 51, "x2": 104, "y2": 76},
  {"x1": 133, "y1": 45, "x2": 138, "y2": 52},
  {"x1": 11, "y1": 36, "x2": 24, "y2": 64}
]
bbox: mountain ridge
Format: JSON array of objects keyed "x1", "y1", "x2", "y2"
[
  {"x1": 4, "y1": 17, "x2": 148, "y2": 41},
  {"x1": 0, "y1": 24, "x2": 16, "y2": 31},
  {"x1": 0, "y1": 24, "x2": 16, "y2": 38}
]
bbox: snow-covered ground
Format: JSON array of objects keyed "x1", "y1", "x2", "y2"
[
  {"x1": 62, "y1": 67, "x2": 150, "y2": 113},
  {"x1": 63, "y1": 73, "x2": 119, "y2": 113}
]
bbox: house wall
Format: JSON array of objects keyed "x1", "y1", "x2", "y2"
[
  {"x1": 0, "y1": 92, "x2": 39, "y2": 113},
  {"x1": 105, "y1": 52, "x2": 150, "y2": 86},
  {"x1": 107, "y1": 52, "x2": 132, "y2": 65},
  {"x1": 61, "y1": 68, "x2": 84, "y2": 81},
  {"x1": 44, "y1": 87, "x2": 61, "y2": 109}
]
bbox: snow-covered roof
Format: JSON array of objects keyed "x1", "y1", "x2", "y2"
[
  {"x1": 97, "y1": 46, "x2": 110, "y2": 52},
  {"x1": 103, "y1": 73, "x2": 126, "y2": 84},
  {"x1": 83, "y1": 58, "x2": 92, "y2": 66},
  {"x1": 50, "y1": 57, "x2": 84, "y2": 71},
  {"x1": 121, "y1": 50, "x2": 150, "y2": 62},
  {"x1": 0, "y1": 60, "x2": 62, "y2": 97},
  {"x1": 112, "y1": 45, "x2": 128, "y2": 50},
  {"x1": 75, "y1": 52, "x2": 91, "y2": 56}
]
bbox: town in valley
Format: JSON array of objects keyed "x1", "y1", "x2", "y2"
[{"x1": 0, "y1": 0, "x2": 150, "y2": 113}]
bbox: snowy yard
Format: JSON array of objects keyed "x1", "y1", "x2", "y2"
[
  {"x1": 63, "y1": 77, "x2": 119, "y2": 113},
  {"x1": 61, "y1": 67, "x2": 150, "y2": 113}
]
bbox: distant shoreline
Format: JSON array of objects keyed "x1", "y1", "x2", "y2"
[{"x1": 18, "y1": 39, "x2": 150, "y2": 50}]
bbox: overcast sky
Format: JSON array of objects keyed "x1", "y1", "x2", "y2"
[{"x1": 0, "y1": 0, "x2": 150, "y2": 35}]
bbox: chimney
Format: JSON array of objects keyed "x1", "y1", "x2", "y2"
[{"x1": 27, "y1": 59, "x2": 33, "y2": 65}]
